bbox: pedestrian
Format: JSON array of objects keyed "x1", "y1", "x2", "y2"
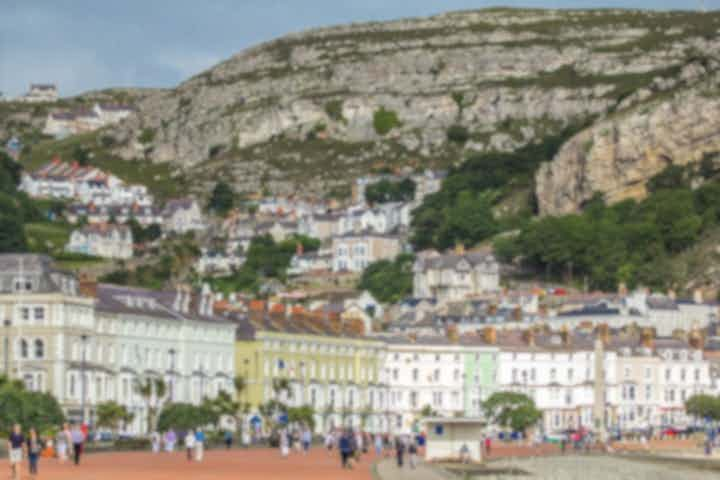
[
  {"x1": 164, "y1": 430, "x2": 177, "y2": 452},
  {"x1": 484, "y1": 436, "x2": 492, "y2": 456},
  {"x1": 184, "y1": 430, "x2": 196, "y2": 462},
  {"x1": 224, "y1": 430, "x2": 233, "y2": 450},
  {"x1": 460, "y1": 443, "x2": 471, "y2": 464},
  {"x1": 374, "y1": 433, "x2": 383, "y2": 456},
  {"x1": 8, "y1": 424, "x2": 25, "y2": 480},
  {"x1": 279, "y1": 428, "x2": 290, "y2": 458},
  {"x1": 395, "y1": 435, "x2": 405, "y2": 468},
  {"x1": 408, "y1": 441, "x2": 418, "y2": 469},
  {"x1": 56, "y1": 423, "x2": 71, "y2": 463},
  {"x1": 325, "y1": 430, "x2": 334, "y2": 455},
  {"x1": 354, "y1": 430, "x2": 363, "y2": 461},
  {"x1": 242, "y1": 428, "x2": 251, "y2": 448},
  {"x1": 339, "y1": 431, "x2": 352, "y2": 469},
  {"x1": 27, "y1": 428, "x2": 42, "y2": 477},
  {"x1": 70, "y1": 424, "x2": 85, "y2": 466},
  {"x1": 301, "y1": 427, "x2": 312, "y2": 454},
  {"x1": 194, "y1": 429, "x2": 206, "y2": 462},
  {"x1": 151, "y1": 431, "x2": 161, "y2": 453}
]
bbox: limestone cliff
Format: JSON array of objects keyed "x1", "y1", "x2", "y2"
[
  {"x1": 101, "y1": 8, "x2": 720, "y2": 197},
  {"x1": 536, "y1": 63, "x2": 720, "y2": 215}
]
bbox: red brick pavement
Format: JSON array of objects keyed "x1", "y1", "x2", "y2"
[{"x1": 0, "y1": 447, "x2": 376, "y2": 480}]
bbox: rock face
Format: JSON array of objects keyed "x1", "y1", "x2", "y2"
[
  {"x1": 536, "y1": 66, "x2": 720, "y2": 215},
  {"x1": 105, "y1": 8, "x2": 720, "y2": 197}
]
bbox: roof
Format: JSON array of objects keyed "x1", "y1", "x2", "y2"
[
  {"x1": 0, "y1": 254, "x2": 75, "y2": 294},
  {"x1": 163, "y1": 198, "x2": 197, "y2": 215},
  {"x1": 414, "y1": 249, "x2": 497, "y2": 271}
]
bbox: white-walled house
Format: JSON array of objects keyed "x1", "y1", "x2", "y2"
[
  {"x1": 66, "y1": 224, "x2": 133, "y2": 260},
  {"x1": 19, "y1": 83, "x2": 58, "y2": 103},
  {"x1": 162, "y1": 198, "x2": 204, "y2": 233},
  {"x1": 332, "y1": 230, "x2": 403, "y2": 272},
  {"x1": 413, "y1": 248, "x2": 500, "y2": 303}
]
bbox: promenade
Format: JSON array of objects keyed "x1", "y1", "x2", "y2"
[{"x1": 0, "y1": 447, "x2": 376, "y2": 480}]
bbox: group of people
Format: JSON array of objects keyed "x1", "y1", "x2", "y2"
[
  {"x1": 277, "y1": 427, "x2": 314, "y2": 457},
  {"x1": 148, "y1": 429, "x2": 209, "y2": 462},
  {"x1": 321, "y1": 430, "x2": 423, "y2": 470},
  {"x1": 7, "y1": 422, "x2": 86, "y2": 479}
]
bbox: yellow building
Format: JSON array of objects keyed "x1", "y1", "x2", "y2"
[{"x1": 235, "y1": 311, "x2": 388, "y2": 432}]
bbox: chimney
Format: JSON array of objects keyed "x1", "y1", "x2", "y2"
[
  {"x1": 182, "y1": 286, "x2": 191, "y2": 314},
  {"x1": 454, "y1": 242, "x2": 465, "y2": 255},
  {"x1": 173, "y1": 286, "x2": 182, "y2": 311},
  {"x1": 296, "y1": 242, "x2": 304, "y2": 256},
  {"x1": 523, "y1": 329, "x2": 535, "y2": 347},
  {"x1": 689, "y1": 329, "x2": 704, "y2": 350},
  {"x1": 693, "y1": 289, "x2": 704, "y2": 305},
  {"x1": 78, "y1": 274, "x2": 98, "y2": 298},
  {"x1": 641, "y1": 327, "x2": 655, "y2": 349},
  {"x1": 482, "y1": 326, "x2": 497, "y2": 345},
  {"x1": 447, "y1": 324, "x2": 459, "y2": 343},
  {"x1": 560, "y1": 325, "x2": 571, "y2": 346}
]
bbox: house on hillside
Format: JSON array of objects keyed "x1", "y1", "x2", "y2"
[
  {"x1": 162, "y1": 198, "x2": 204, "y2": 233},
  {"x1": 331, "y1": 230, "x2": 403, "y2": 272},
  {"x1": 19, "y1": 83, "x2": 58, "y2": 103},
  {"x1": 413, "y1": 246, "x2": 500, "y2": 303},
  {"x1": 65, "y1": 224, "x2": 133, "y2": 259}
]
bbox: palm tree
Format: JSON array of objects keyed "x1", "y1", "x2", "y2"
[
  {"x1": 135, "y1": 377, "x2": 167, "y2": 434},
  {"x1": 233, "y1": 375, "x2": 250, "y2": 434}
]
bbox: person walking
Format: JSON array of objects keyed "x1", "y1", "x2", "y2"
[
  {"x1": 184, "y1": 430, "x2": 196, "y2": 461},
  {"x1": 151, "y1": 431, "x2": 161, "y2": 453},
  {"x1": 324, "y1": 430, "x2": 334, "y2": 456},
  {"x1": 408, "y1": 441, "x2": 418, "y2": 469},
  {"x1": 56, "y1": 424, "x2": 71, "y2": 464},
  {"x1": 194, "y1": 429, "x2": 206, "y2": 462},
  {"x1": 8, "y1": 424, "x2": 25, "y2": 480},
  {"x1": 395, "y1": 435, "x2": 406, "y2": 468},
  {"x1": 279, "y1": 428, "x2": 290, "y2": 458},
  {"x1": 374, "y1": 433, "x2": 383, "y2": 456},
  {"x1": 339, "y1": 431, "x2": 353, "y2": 469},
  {"x1": 164, "y1": 430, "x2": 177, "y2": 452},
  {"x1": 301, "y1": 427, "x2": 312, "y2": 455},
  {"x1": 224, "y1": 430, "x2": 233, "y2": 450},
  {"x1": 484, "y1": 436, "x2": 492, "y2": 457},
  {"x1": 70, "y1": 424, "x2": 85, "y2": 466},
  {"x1": 26, "y1": 428, "x2": 42, "y2": 477}
]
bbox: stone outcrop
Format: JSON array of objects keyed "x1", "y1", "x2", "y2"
[
  {"x1": 536, "y1": 66, "x2": 720, "y2": 215},
  {"x1": 101, "y1": 8, "x2": 720, "y2": 196}
]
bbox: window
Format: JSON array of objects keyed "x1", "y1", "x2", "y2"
[
  {"x1": 34, "y1": 339, "x2": 44, "y2": 359},
  {"x1": 33, "y1": 307, "x2": 44, "y2": 321},
  {"x1": 665, "y1": 368, "x2": 671, "y2": 381},
  {"x1": 645, "y1": 385, "x2": 652, "y2": 400},
  {"x1": 19, "y1": 339, "x2": 29, "y2": 359},
  {"x1": 550, "y1": 368, "x2": 556, "y2": 382},
  {"x1": 645, "y1": 367, "x2": 652, "y2": 379},
  {"x1": 21, "y1": 308, "x2": 30, "y2": 321},
  {"x1": 695, "y1": 368, "x2": 701, "y2": 382},
  {"x1": 412, "y1": 369, "x2": 419, "y2": 382},
  {"x1": 680, "y1": 369, "x2": 686, "y2": 382},
  {"x1": 453, "y1": 369, "x2": 460, "y2": 381},
  {"x1": 410, "y1": 391, "x2": 418, "y2": 408},
  {"x1": 568, "y1": 368, "x2": 574, "y2": 382},
  {"x1": 433, "y1": 369, "x2": 440, "y2": 382}
]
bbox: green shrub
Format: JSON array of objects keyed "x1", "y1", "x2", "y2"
[
  {"x1": 324, "y1": 100, "x2": 344, "y2": 122},
  {"x1": 373, "y1": 107, "x2": 400, "y2": 136},
  {"x1": 447, "y1": 124, "x2": 469, "y2": 144},
  {"x1": 138, "y1": 127, "x2": 156, "y2": 144}
]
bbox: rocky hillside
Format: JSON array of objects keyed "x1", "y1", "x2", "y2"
[
  {"x1": 536, "y1": 62, "x2": 720, "y2": 215},
  {"x1": 103, "y1": 8, "x2": 720, "y2": 198}
]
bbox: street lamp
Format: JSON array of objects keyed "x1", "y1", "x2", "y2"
[
  {"x1": 80, "y1": 334, "x2": 89, "y2": 426},
  {"x1": 168, "y1": 348, "x2": 176, "y2": 402},
  {"x1": 3, "y1": 319, "x2": 11, "y2": 377}
]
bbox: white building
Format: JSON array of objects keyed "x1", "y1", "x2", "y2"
[
  {"x1": 413, "y1": 248, "x2": 501, "y2": 303},
  {"x1": 0, "y1": 255, "x2": 237, "y2": 434},
  {"x1": 331, "y1": 230, "x2": 403, "y2": 272},
  {"x1": 66, "y1": 224, "x2": 133, "y2": 260},
  {"x1": 162, "y1": 198, "x2": 204, "y2": 234},
  {"x1": 19, "y1": 83, "x2": 58, "y2": 103},
  {"x1": 195, "y1": 248, "x2": 245, "y2": 276}
]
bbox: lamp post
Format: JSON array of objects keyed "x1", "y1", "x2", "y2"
[
  {"x1": 168, "y1": 348, "x2": 176, "y2": 402},
  {"x1": 3, "y1": 319, "x2": 10, "y2": 377},
  {"x1": 80, "y1": 334, "x2": 89, "y2": 426}
]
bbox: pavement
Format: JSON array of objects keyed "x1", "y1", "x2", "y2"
[
  {"x1": 375, "y1": 457, "x2": 452, "y2": 480},
  {"x1": 0, "y1": 447, "x2": 377, "y2": 480}
]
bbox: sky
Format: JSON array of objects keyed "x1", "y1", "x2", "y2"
[{"x1": 1, "y1": 0, "x2": 718, "y2": 98}]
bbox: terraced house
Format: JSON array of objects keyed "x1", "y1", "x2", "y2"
[
  {"x1": 0, "y1": 254, "x2": 237, "y2": 434},
  {"x1": 235, "y1": 309, "x2": 388, "y2": 433}
]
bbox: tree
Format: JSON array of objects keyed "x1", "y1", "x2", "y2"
[
  {"x1": 203, "y1": 390, "x2": 238, "y2": 430},
  {"x1": 96, "y1": 401, "x2": 134, "y2": 433},
  {"x1": 135, "y1": 377, "x2": 167, "y2": 433},
  {"x1": 483, "y1": 392, "x2": 542, "y2": 433},
  {"x1": 447, "y1": 124, "x2": 469, "y2": 144},
  {"x1": 685, "y1": 394, "x2": 720, "y2": 421},
  {"x1": 208, "y1": 181, "x2": 235, "y2": 216},
  {"x1": 156, "y1": 403, "x2": 218, "y2": 432},
  {"x1": 365, "y1": 178, "x2": 416, "y2": 204},
  {"x1": 0, "y1": 375, "x2": 65, "y2": 433},
  {"x1": 418, "y1": 404, "x2": 438, "y2": 418},
  {"x1": 358, "y1": 253, "x2": 414, "y2": 303},
  {"x1": 288, "y1": 405, "x2": 315, "y2": 431}
]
